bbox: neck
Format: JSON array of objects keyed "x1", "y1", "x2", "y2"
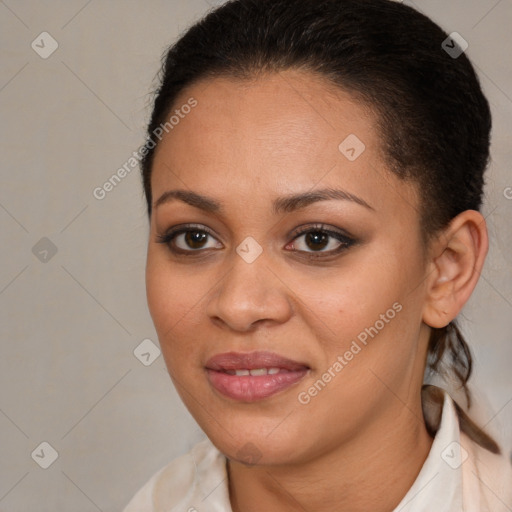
[{"x1": 227, "y1": 399, "x2": 434, "y2": 512}]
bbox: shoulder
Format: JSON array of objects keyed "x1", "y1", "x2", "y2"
[{"x1": 122, "y1": 438, "x2": 227, "y2": 512}]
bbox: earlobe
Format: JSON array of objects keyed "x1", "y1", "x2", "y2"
[{"x1": 422, "y1": 210, "x2": 488, "y2": 329}]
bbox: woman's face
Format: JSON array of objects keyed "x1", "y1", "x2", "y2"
[{"x1": 146, "y1": 70, "x2": 432, "y2": 465}]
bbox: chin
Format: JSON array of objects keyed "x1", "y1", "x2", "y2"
[
  {"x1": 198, "y1": 413, "x2": 310, "y2": 467},
  {"x1": 216, "y1": 436, "x2": 300, "y2": 467}
]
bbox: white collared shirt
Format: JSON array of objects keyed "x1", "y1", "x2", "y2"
[{"x1": 123, "y1": 391, "x2": 512, "y2": 511}]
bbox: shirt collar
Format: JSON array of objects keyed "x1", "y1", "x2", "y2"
[{"x1": 392, "y1": 390, "x2": 463, "y2": 511}]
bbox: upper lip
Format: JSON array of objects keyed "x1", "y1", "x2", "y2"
[{"x1": 205, "y1": 351, "x2": 309, "y2": 371}]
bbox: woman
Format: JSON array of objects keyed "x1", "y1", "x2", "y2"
[{"x1": 124, "y1": 0, "x2": 512, "y2": 510}]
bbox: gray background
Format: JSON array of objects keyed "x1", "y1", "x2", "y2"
[{"x1": 0, "y1": 0, "x2": 511, "y2": 510}]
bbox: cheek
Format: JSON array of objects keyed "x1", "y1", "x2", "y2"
[
  {"x1": 289, "y1": 249, "x2": 424, "y2": 380},
  {"x1": 145, "y1": 254, "x2": 207, "y2": 361},
  {"x1": 286, "y1": 258, "x2": 406, "y2": 343}
]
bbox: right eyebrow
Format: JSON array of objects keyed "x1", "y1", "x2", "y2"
[{"x1": 153, "y1": 189, "x2": 222, "y2": 213}]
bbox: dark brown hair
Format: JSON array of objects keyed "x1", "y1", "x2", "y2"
[{"x1": 140, "y1": 0, "x2": 498, "y2": 453}]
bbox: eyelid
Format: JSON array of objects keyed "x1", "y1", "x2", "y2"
[
  {"x1": 157, "y1": 223, "x2": 218, "y2": 238},
  {"x1": 155, "y1": 223, "x2": 222, "y2": 253},
  {"x1": 289, "y1": 222, "x2": 355, "y2": 241},
  {"x1": 156, "y1": 222, "x2": 356, "y2": 257},
  {"x1": 286, "y1": 223, "x2": 356, "y2": 256}
]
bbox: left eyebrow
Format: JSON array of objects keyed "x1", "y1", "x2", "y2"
[
  {"x1": 271, "y1": 187, "x2": 374, "y2": 214},
  {"x1": 153, "y1": 187, "x2": 374, "y2": 214}
]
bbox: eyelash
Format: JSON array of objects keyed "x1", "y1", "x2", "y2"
[{"x1": 156, "y1": 223, "x2": 356, "y2": 259}]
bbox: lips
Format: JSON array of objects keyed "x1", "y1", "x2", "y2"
[{"x1": 205, "y1": 351, "x2": 309, "y2": 402}]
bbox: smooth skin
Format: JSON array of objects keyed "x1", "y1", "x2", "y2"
[{"x1": 145, "y1": 69, "x2": 488, "y2": 512}]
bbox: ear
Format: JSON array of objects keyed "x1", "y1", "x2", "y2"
[{"x1": 422, "y1": 210, "x2": 488, "y2": 329}]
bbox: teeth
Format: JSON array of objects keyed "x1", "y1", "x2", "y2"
[
  {"x1": 226, "y1": 367, "x2": 282, "y2": 376},
  {"x1": 249, "y1": 368, "x2": 267, "y2": 376}
]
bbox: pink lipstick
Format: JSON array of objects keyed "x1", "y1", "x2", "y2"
[{"x1": 205, "y1": 351, "x2": 309, "y2": 401}]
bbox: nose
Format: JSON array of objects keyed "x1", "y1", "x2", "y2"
[{"x1": 205, "y1": 249, "x2": 293, "y2": 332}]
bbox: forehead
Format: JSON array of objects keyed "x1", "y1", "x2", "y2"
[{"x1": 150, "y1": 69, "x2": 418, "y2": 217}]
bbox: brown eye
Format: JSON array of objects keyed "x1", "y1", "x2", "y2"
[
  {"x1": 303, "y1": 231, "x2": 329, "y2": 251},
  {"x1": 183, "y1": 230, "x2": 209, "y2": 249},
  {"x1": 156, "y1": 224, "x2": 222, "y2": 253},
  {"x1": 288, "y1": 224, "x2": 355, "y2": 256}
]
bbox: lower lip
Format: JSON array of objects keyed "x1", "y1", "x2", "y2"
[{"x1": 206, "y1": 369, "x2": 308, "y2": 402}]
